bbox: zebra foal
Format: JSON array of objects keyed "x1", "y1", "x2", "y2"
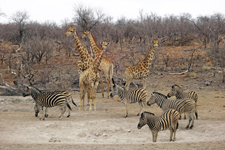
[
  {"x1": 167, "y1": 84, "x2": 198, "y2": 119},
  {"x1": 110, "y1": 78, "x2": 147, "y2": 118},
  {"x1": 23, "y1": 85, "x2": 73, "y2": 120},
  {"x1": 137, "y1": 109, "x2": 180, "y2": 142},
  {"x1": 147, "y1": 92, "x2": 195, "y2": 129},
  {"x1": 34, "y1": 90, "x2": 77, "y2": 118}
]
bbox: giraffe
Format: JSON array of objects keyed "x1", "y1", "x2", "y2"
[
  {"x1": 124, "y1": 39, "x2": 158, "y2": 90},
  {"x1": 79, "y1": 42, "x2": 109, "y2": 110},
  {"x1": 64, "y1": 25, "x2": 94, "y2": 105},
  {"x1": 81, "y1": 30, "x2": 113, "y2": 98},
  {"x1": 206, "y1": 57, "x2": 213, "y2": 67}
]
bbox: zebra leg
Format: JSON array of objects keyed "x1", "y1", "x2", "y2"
[
  {"x1": 169, "y1": 127, "x2": 173, "y2": 141},
  {"x1": 34, "y1": 104, "x2": 39, "y2": 117},
  {"x1": 173, "y1": 121, "x2": 178, "y2": 141},
  {"x1": 45, "y1": 107, "x2": 48, "y2": 118},
  {"x1": 67, "y1": 104, "x2": 71, "y2": 118},
  {"x1": 137, "y1": 102, "x2": 143, "y2": 116},
  {"x1": 189, "y1": 112, "x2": 194, "y2": 129},
  {"x1": 59, "y1": 105, "x2": 66, "y2": 120},
  {"x1": 38, "y1": 105, "x2": 44, "y2": 120},
  {"x1": 152, "y1": 131, "x2": 158, "y2": 142},
  {"x1": 124, "y1": 102, "x2": 128, "y2": 118},
  {"x1": 186, "y1": 112, "x2": 194, "y2": 129},
  {"x1": 67, "y1": 109, "x2": 70, "y2": 118},
  {"x1": 195, "y1": 110, "x2": 198, "y2": 120},
  {"x1": 184, "y1": 113, "x2": 186, "y2": 119},
  {"x1": 195, "y1": 104, "x2": 198, "y2": 119}
]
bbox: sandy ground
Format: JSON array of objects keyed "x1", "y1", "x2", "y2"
[{"x1": 0, "y1": 88, "x2": 225, "y2": 150}]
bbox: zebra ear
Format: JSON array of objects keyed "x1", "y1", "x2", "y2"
[{"x1": 141, "y1": 113, "x2": 144, "y2": 118}]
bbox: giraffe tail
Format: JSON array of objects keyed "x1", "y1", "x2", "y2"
[{"x1": 109, "y1": 64, "x2": 113, "y2": 90}]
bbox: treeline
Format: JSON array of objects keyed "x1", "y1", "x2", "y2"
[{"x1": 0, "y1": 7, "x2": 225, "y2": 95}]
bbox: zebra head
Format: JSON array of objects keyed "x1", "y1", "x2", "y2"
[
  {"x1": 167, "y1": 84, "x2": 181, "y2": 98},
  {"x1": 110, "y1": 78, "x2": 119, "y2": 98},
  {"x1": 22, "y1": 85, "x2": 31, "y2": 97},
  {"x1": 22, "y1": 85, "x2": 41, "y2": 98},
  {"x1": 137, "y1": 112, "x2": 155, "y2": 129},
  {"x1": 147, "y1": 92, "x2": 158, "y2": 106}
]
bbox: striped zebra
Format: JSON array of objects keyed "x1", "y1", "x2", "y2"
[
  {"x1": 110, "y1": 78, "x2": 147, "y2": 118},
  {"x1": 167, "y1": 84, "x2": 198, "y2": 119},
  {"x1": 137, "y1": 109, "x2": 180, "y2": 142},
  {"x1": 34, "y1": 90, "x2": 77, "y2": 118},
  {"x1": 147, "y1": 92, "x2": 195, "y2": 129},
  {"x1": 23, "y1": 85, "x2": 75, "y2": 120}
]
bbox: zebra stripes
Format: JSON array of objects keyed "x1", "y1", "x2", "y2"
[
  {"x1": 137, "y1": 109, "x2": 180, "y2": 142},
  {"x1": 23, "y1": 85, "x2": 75, "y2": 120},
  {"x1": 147, "y1": 92, "x2": 195, "y2": 129},
  {"x1": 34, "y1": 90, "x2": 77, "y2": 118},
  {"x1": 167, "y1": 84, "x2": 198, "y2": 119},
  {"x1": 110, "y1": 78, "x2": 147, "y2": 117}
]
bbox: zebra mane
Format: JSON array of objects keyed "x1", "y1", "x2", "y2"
[
  {"x1": 116, "y1": 83, "x2": 125, "y2": 91},
  {"x1": 173, "y1": 84, "x2": 181, "y2": 89},
  {"x1": 29, "y1": 85, "x2": 41, "y2": 94},
  {"x1": 152, "y1": 92, "x2": 167, "y2": 99},
  {"x1": 143, "y1": 111, "x2": 155, "y2": 116}
]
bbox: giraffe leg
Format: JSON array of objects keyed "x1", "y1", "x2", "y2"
[
  {"x1": 100, "y1": 71, "x2": 104, "y2": 98},
  {"x1": 93, "y1": 81, "x2": 99, "y2": 111},
  {"x1": 87, "y1": 87, "x2": 91, "y2": 106},
  {"x1": 110, "y1": 64, "x2": 113, "y2": 92},
  {"x1": 104, "y1": 71, "x2": 110, "y2": 99},
  {"x1": 124, "y1": 79, "x2": 132, "y2": 90},
  {"x1": 89, "y1": 85, "x2": 94, "y2": 111},
  {"x1": 79, "y1": 84, "x2": 86, "y2": 111},
  {"x1": 143, "y1": 79, "x2": 146, "y2": 89}
]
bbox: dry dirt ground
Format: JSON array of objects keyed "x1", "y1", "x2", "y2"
[{"x1": 0, "y1": 82, "x2": 225, "y2": 150}]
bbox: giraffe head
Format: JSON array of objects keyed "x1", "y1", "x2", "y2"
[
  {"x1": 153, "y1": 39, "x2": 158, "y2": 48},
  {"x1": 64, "y1": 25, "x2": 75, "y2": 38},
  {"x1": 81, "y1": 29, "x2": 90, "y2": 39},
  {"x1": 101, "y1": 41, "x2": 110, "y2": 51}
]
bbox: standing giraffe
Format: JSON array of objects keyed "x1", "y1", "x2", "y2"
[
  {"x1": 79, "y1": 42, "x2": 109, "y2": 110},
  {"x1": 81, "y1": 30, "x2": 113, "y2": 98},
  {"x1": 124, "y1": 39, "x2": 158, "y2": 90},
  {"x1": 64, "y1": 25, "x2": 95, "y2": 104}
]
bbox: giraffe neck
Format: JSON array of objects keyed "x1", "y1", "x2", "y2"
[
  {"x1": 73, "y1": 31, "x2": 92, "y2": 66},
  {"x1": 140, "y1": 45, "x2": 156, "y2": 68},
  {"x1": 92, "y1": 50, "x2": 104, "y2": 73},
  {"x1": 89, "y1": 33, "x2": 102, "y2": 56}
]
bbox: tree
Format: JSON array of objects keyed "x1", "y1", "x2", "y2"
[
  {"x1": 73, "y1": 4, "x2": 105, "y2": 31},
  {"x1": 11, "y1": 11, "x2": 29, "y2": 43}
]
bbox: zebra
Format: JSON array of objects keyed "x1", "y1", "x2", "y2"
[
  {"x1": 147, "y1": 92, "x2": 196, "y2": 129},
  {"x1": 34, "y1": 90, "x2": 77, "y2": 118},
  {"x1": 110, "y1": 78, "x2": 147, "y2": 118},
  {"x1": 167, "y1": 84, "x2": 198, "y2": 119},
  {"x1": 23, "y1": 85, "x2": 75, "y2": 120},
  {"x1": 137, "y1": 109, "x2": 180, "y2": 142}
]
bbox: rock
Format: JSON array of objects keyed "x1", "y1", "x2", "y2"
[{"x1": 49, "y1": 137, "x2": 61, "y2": 142}]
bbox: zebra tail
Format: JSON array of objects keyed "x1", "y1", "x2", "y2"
[
  {"x1": 176, "y1": 122, "x2": 179, "y2": 129},
  {"x1": 67, "y1": 103, "x2": 72, "y2": 111},
  {"x1": 72, "y1": 99, "x2": 77, "y2": 107}
]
